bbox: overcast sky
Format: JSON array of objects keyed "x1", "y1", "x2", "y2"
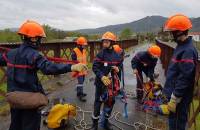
[{"x1": 0, "y1": 0, "x2": 199, "y2": 30}]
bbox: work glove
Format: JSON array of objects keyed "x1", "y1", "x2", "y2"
[
  {"x1": 112, "y1": 66, "x2": 119, "y2": 73},
  {"x1": 159, "y1": 104, "x2": 170, "y2": 115},
  {"x1": 71, "y1": 63, "x2": 88, "y2": 72},
  {"x1": 167, "y1": 93, "x2": 182, "y2": 113},
  {"x1": 101, "y1": 76, "x2": 111, "y2": 86}
]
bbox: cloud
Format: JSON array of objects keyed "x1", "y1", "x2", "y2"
[{"x1": 0, "y1": 0, "x2": 199, "y2": 30}]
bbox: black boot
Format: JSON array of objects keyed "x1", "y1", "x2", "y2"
[
  {"x1": 91, "y1": 117, "x2": 98, "y2": 130},
  {"x1": 78, "y1": 94, "x2": 87, "y2": 102},
  {"x1": 82, "y1": 92, "x2": 87, "y2": 97},
  {"x1": 103, "y1": 119, "x2": 113, "y2": 130},
  {"x1": 77, "y1": 85, "x2": 87, "y2": 102},
  {"x1": 77, "y1": 92, "x2": 81, "y2": 97},
  {"x1": 137, "y1": 98, "x2": 143, "y2": 104}
]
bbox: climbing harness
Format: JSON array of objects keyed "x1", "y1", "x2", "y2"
[
  {"x1": 108, "y1": 72, "x2": 120, "y2": 107},
  {"x1": 95, "y1": 56, "x2": 129, "y2": 118}
]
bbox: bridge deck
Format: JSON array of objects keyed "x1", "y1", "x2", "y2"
[
  {"x1": 0, "y1": 44, "x2": 168, "y2": 130},
  {"x1": 41, "y1": 44, "x2": 167, "y2": 130}
]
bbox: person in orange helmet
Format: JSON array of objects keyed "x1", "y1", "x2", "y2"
[
  {"x1": 113, "y1": 44, "x2": 125, "y2": 85},
  {"x1": 159, "y1": 14, "x2": 198, "y2": 130},
  {"x1": 131, "y1": 45, "x2": 161, "y2": 103},
  {"x1": 91, "y1": 32, "x2": 121, "y2": 130},
  {"x1": 0, "y1": 20, "x2": 87, "y2": 130},
  {"x1": 71, "y1": 37, "x2": 88, "y2": 102}
]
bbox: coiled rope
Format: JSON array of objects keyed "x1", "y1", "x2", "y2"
[{"x1": 73, "y1": 105, "x2": 162, "y2": 130}]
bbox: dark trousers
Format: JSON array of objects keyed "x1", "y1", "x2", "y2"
[
  {"x1": 93, "y1": 84, "x2": 115, "y2": 118},
  {"x1": 9, "y1": 108, "x2": 41, "y2": 130},
  {"x1": 168, "y1": 99, "x2": 190, "y2": 130},
  {"x1": 77, "y1": 76, "x2": 85, "y2": 94},
  {"x1": 136, "y1": 68, "x2": 151, "y2": 100},
  {"x1": 77, "y1": 75, "x2": 85, "y2": 84},
  {"x1": 136, "y1": 71, "x2": 144, "y2": 100}
]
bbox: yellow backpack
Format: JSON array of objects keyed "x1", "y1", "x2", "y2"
[{"x1": 46, "y1": 104, "x2": 76, "y2": 128}]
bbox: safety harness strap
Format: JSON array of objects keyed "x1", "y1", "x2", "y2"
[
  {"x1": 107, "y1": 73, "x2": 120, "y2": 106},
  {"x1": 95, "y1": 58, "x2": 121, "y2": 65}
]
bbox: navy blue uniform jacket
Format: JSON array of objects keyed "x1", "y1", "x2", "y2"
[
  {"x1": 163, "y1": 37, "x2": 198, "y2": 101},
  {"x1": 0, "y1": 43, "x2": 72, "y2": 93}
]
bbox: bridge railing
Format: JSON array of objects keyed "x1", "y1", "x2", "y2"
[
  {"x1": 0, "y1": 39, "x2": 138, "y2": 85},
  {"x1": 156, "y1": 39, "x2": 200, "y2": 130}
]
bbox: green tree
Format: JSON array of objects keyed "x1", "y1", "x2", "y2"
[
  {"x1": 119, "y1": 28, "x2": 133, "y2": 40},
  {"x1": 88, "y1": 34, "x2": 100, "y2": 41},
  {"x1": 0, "y1": 25, "x2": 93, "y2": 43},
  {"x1": 146, "y1": 32, "x2": 156, "y2": 42},
  {"x1": 0, "y1": 29, "x2": 21, "y2": 43},
  {"x1": 42, "y1": 24, "x2": 68, "y2": 42},
  {"x1": 66, "y1": 31, "x2": 83, "y2": 37}
]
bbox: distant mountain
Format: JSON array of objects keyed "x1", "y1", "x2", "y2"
[
  {"x1": 74, "y1": 15, "x2": 200, "y2": 34},
  {"x1": 3, "y1": 15, "x2": 200, "y2": 34}
]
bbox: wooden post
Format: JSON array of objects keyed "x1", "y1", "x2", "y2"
[{"x1": 90, "y1": 42, "x2": 95, "y2": 62}]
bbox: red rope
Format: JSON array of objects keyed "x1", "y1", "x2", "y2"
[
  {"x1": 46, "y1": 57, "x2": 79, "y2": 64},
  {"x1": 0, "y1": 46, "x2": 86, "y2": 78},
  {"x1": 0, "y1": 46, "x2": 79, "y2": 64},
  {"x1": 0, "y1": 46, "x2": 122, "y2": 65},
  {"x1": 94, "y1": 58, "x2": 121, "y2": 65},
  {"x1": 0, "y1": 46, "x2": 11, "y2": 51}
]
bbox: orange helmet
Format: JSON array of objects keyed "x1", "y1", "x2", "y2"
[
  {"x1": 164, "y1": 14, "x2": 192, "y2": 32},
  {"x1": 148, "y1": 45, "x2": 161, "y2": 57},
  {"x1": 113, "y1": 45, "x2": 122, "y2": 54},
  {"x1": 76, "y1": 37, "x2": 88, "y2": 45},
  {"x1": 18, "y1": 20, "x2": 46, "y2": 38},
  {"x1": 102, "y1": 32, "x2": 117, "y2": 42}
]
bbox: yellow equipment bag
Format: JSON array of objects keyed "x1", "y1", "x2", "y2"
[{"x1": 47, "y1": 103, "x2": 76, "y2": 129}]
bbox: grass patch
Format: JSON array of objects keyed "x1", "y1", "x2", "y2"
[
  {"x1": 194, "y1": 42, "x2": 200, "y2": 52},
  {"x1": 0, "y1": 83, "x2": 9, "y2": 117},
  {"x1": 0, "y1": 83, "x2": 7, "y2": 100},
  {"x1": 189, "y1": 99, "x2": 200, "y2": 130},
  {"x1": 0, "y1": 103, "x2": 10, "y2": 116}
]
